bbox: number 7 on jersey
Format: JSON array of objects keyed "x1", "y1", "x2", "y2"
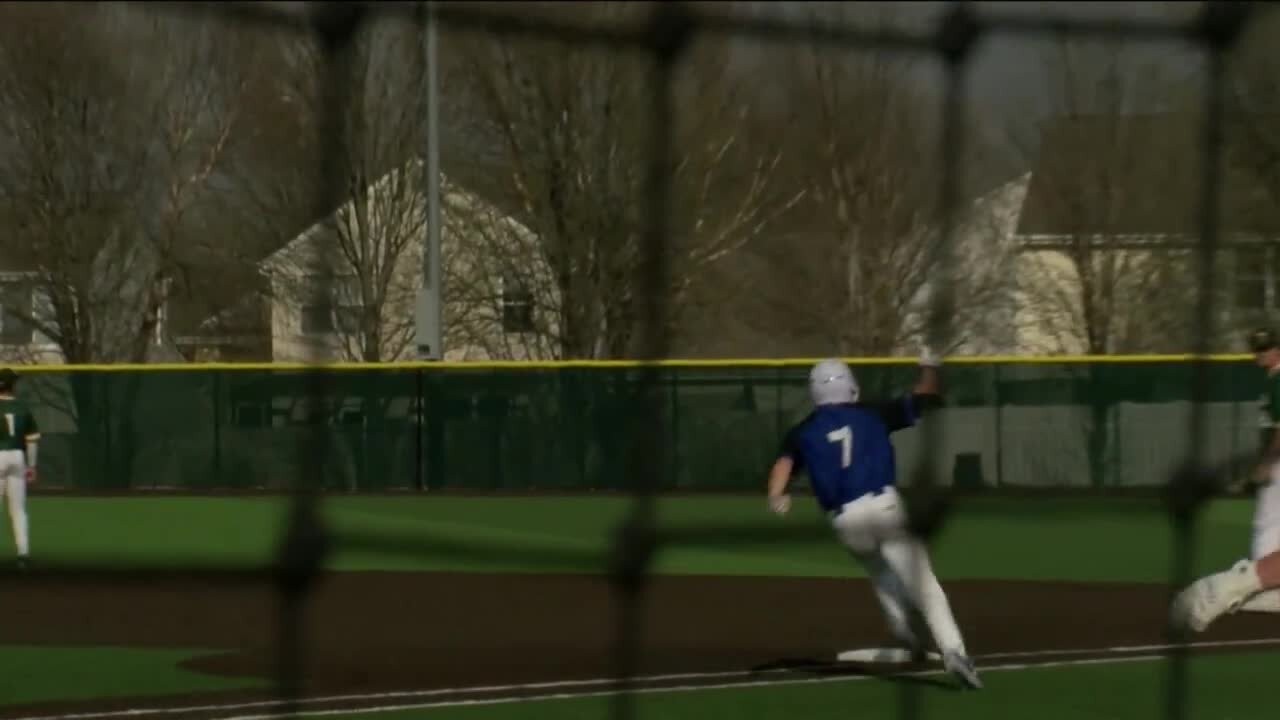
[{"x1": 826, "y1": 425, "x2": 852, "y2": 468}]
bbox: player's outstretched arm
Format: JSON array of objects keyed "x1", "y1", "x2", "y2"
[
  {"x1": 767, "y1": 456, "x2": 793, "y2": 515},
  {"x1": 24, "y1": 409, "x2": 39, "y2": 483},
  {"x1": 909, "y1": 346, "x2": 945, "y2": 416},
  {"x1": 768, "y1": 426, "x2": 805, "y2": 515},
  {"x1": 875, "y1": 348, "x2": 944, "y2": 432},
  {"x1": 24, "y1": 435, "x2": 37, "y2": 483},
  {"x1": 914, "y1": 347, "x2": 942, "y2": 397},
  {"x1": 1256, "y1": 393, "x2": 1280, "y2": 485}
]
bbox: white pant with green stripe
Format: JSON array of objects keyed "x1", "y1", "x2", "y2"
[
  {"x1": 1239, "y1": 464, "x2": 1280, "y2": 613},
  {"x1": 1252, "y1": 464, "x2": 1280, "y2": 559},
  {"x1": 0, "y1": 449, "x2": 28, "y2": 558}
]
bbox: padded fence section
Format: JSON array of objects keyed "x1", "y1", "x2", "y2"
[{"x1": 17, "y1": 360, "x2": 1268, "y2": 492}]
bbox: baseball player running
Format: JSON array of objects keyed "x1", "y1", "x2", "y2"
[
  {"x1": 766, "y1": 349, "x2": 981, "y2": 690},
  {"x1": 1171, "y1": 328, "x2": 1280, "y2": 631},
  {"x1": 0, "y1": 369, "x2": 37, "y2": 570}
]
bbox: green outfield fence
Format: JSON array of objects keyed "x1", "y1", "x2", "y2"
[{"x1": 17, "y1": 357, "x2": 1269, "y2": 492}]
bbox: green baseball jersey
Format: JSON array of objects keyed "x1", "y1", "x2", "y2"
[
  {"x1": 1260, "y1": 370, "x2": 1280, "y2": 450},
  {"x1": 0, "y1": 396, "x2": 38, "y2": 452}
]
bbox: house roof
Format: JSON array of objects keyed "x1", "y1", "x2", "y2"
[
  {"x1": 260, "y1": 156, "x2": 532, "y2": 272},
  {"x1": 0, "y1": 148, "x2": 524, "y2": 349},
  {"x1": 1015, "y1": 114, "x2": 1280, "y2": 239}
]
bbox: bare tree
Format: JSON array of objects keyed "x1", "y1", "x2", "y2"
[
  {"x1": 439, "y1": 181, "x2": 561, "y2": 361},
  {"x1": 0, "y1": 4, "x2": 255, "y2": 488},
  {"x1": 1228, "y1": 13, "x2": 1280, "y2": 206},
  {"x1": 784, "y1": 28, "x2": 938, "y2": 347},
  {"x1": 1217, "y1": 10, "x2": 1280, "y2": 350},
  {"x1": 1006, "y1": 37, "x2": 1203, "y2": 356},
  {"x1": 443, "y1": 1, "x2": 801, "y2": 360},
  {"x1": 995, "y1": 36, "x2": 1207, "y2": 488},
  {"x1": 723, "y1": 19, "x2": 1018, "y2": 359},
  {"x1": 0, "y1": 3, "x2": 250, "y2": 363},
  {"x1": 225, "y1": 16, "x2": 430, "y2": 363}
]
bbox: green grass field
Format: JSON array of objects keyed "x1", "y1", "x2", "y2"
[
  {"x1": 0, "y1": 493, "x2": 1271, "y2": 719},
  {"x1": 11, "y1": 494, "x2": 1258, "y2": 580},
  {"x1": 327, "y1": 648, "x2": 1280, "y2": 720}
]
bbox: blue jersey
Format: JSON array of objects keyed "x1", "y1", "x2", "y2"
[{"x1": 777, "y1": 394, "x2": 935, "y2": 513}]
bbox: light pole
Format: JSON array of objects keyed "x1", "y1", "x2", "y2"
[{"x1": 416, "y1": 0, "x2": 443, "y2": 361}]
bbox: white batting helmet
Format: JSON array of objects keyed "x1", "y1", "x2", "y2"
[{"x1": 809, "y1": 359, "x2": 859, "y2": 406}]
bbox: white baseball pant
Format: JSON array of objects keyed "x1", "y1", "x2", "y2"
[
  {"x1": 830, "y1": 486, "x2": 967, "y2": 655},
  {"x1": 1239, "y1": 462, "x2": 1280, "y2": 613},
  {"x1": 0, "y1": 449, "x2": 28, "y2": 557}
]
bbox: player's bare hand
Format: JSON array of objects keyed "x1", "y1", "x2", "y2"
[
  {"x1": 1254, "y1": 461, "x2": 1272, "y2": 486},
  {"x1": 24, "y1": 468, "x2": 34, "y2": 484},
  {"x1": 769, "y1": 494, "x2": 791, "y2": 516}
]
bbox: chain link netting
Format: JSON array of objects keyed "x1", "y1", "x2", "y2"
[{"x1": 4, "y1": 1, "x2": 1271, "y2": 718}]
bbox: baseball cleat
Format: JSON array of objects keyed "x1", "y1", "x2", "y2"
[
  {"x1": 836, "y1": 647, "x2": 942, "y2": 664},
  {"x1": 14, "y1": 557, "x2": 28, "y2": 571},
  {"x1": 1170, "y1": 559, "x2": 1262, "y2": 633},
  {"x1": 942, "y1": 650, "x2": 982, "y2": 690},
  {"x1": 1236, "y1": 588, "x2": 1280, "y2": 613}
]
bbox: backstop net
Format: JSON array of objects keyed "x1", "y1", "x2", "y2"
[{"x1": 0, "y1": 3, "x2": 1272, "y2": 720}]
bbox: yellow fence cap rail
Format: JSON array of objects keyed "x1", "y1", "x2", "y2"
[{"x1": 0, "y1": 353, "x2": 1256, "y2": 372}]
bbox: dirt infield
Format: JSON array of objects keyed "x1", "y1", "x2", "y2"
[{"x1": 1, "y1": 572, "x2": 1278, "y2": 718}]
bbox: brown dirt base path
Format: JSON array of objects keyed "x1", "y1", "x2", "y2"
[{"x1": 1, "y1": 572, "x2": 1278, "y2": 718}]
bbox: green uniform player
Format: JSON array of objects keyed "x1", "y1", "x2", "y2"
[
  {"x1": 1172, "y1": 328, "x2": 1280, "y2": 631},
  {"x1": 1260, "y1": 366, "x2": 1280, "y2": 453},
  {"x1": 0, "y1": 396, "x2": 39, "y2": 454},
  {"x1": 0, "y1": 368, "x2": 36, "y2": 569}
]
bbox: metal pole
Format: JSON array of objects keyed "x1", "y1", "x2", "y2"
[{"x1": 417, "y1": 0, "x2": 443, "y2": 360}]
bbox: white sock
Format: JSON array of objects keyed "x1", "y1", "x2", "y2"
[
  {"x1": 13, "y1": 508, "x2": 27, "y2": 557},
  {"x1": 1239, "y1": 589, "x2": 1280, "y2": 613},
  {"x1": 1227, "y1": 559, "x2": 1263, "y2": 600},
  {"x1": 880, "y1": 539, "x2": 967, "y2": 656},
  {"x1": 7, "y1": 475, "x2": 27, "y2": 557}
]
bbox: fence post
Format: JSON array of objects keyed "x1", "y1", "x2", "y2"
[
  {"x1": 669, "y1": 367, "x2": 678, "y2": 490},
  {"x1": 993, "y1": 362, "x2": 1003, "y2": 489},
  {"x1": 574, "y1": 369, "x2": 586, "y2": 490},
  {"x1": 213, "y1": 370, "x2": 223, "y2": 489},
  {"x1": 104, "y1": 374, "x2": 113, "y2": 491},
  {"x1": 1112, "y1": 364, "x2": 1122, "y2": 489},
  {"x1": 1228, "y1": 362, "x2": 1235, "y2": 479},
  {"x1": 415, "y1": 367, "x2": 425, "y2": 492},
  {"x1": 774, "y1": 366, "x2": 783, "y2": 444},
  {"x1": 425, "y1": 368, "x2": 445, "y2": 492}
]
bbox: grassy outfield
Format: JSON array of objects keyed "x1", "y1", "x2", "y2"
[
  {"x1": 0, "y1": 646, "x2": 265, "y2": 707},
  {"x1": 327, "y1": 649, "x2": 1280, "y2": 720},
  {"x1": 0, "y1": 494, "x2": 1266, "y2": 715},
  {"x1": 7, "y1": 493, "x2": 1262, "y2": 583}
]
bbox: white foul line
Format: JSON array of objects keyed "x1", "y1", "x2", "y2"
[
  {"x1": 978, "y1": 636, "x2": 1280, "y2": 660},
  {"x1": 4, "y1": 668, "x2": 797, "y2": 720},
  {"x1": 9, "y1": 636, "x2": 1280, "y2": 720},
  {"x1": 216, "y1": 655, "x2": 1177, "y2": 720}
]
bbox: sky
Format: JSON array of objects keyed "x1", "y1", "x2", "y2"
[
  {"x1": 936, "y1": 1, "x2": 1199, "y2": 110},
  {"x1": 735, "y1": 1, "x2": 1201, "y2": 109},
  {"x1": 726, "y1": 1, "x2": 1207, "y2": 181},
  {"x1": 0, "y1": 1, "x2": 1226, "y2": 210}
]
